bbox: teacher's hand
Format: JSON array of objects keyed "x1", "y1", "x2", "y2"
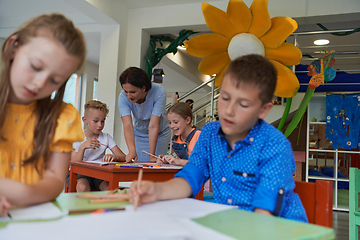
[{"x1": 125, "y1": 152, "x2": 138, "y2": 163}]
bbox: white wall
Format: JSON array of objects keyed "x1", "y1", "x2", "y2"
[
  {"x1": 82, "y1": 0, "x2": 360, "y2": 152},
  {"x1": 160, "y1": 59, "x2": 210, "y2": 107},
  {"x1": 79, "y1": 61, "x2": 99, "y2": 127}
]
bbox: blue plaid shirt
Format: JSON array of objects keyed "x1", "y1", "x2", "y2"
[{"x1": 175, "y1": 120, "x2": 308, "y2": 222}]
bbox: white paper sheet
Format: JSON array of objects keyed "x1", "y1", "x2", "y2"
[
  {"x1": 125, "y1": 198, "x2": 236, "y2": 219},
  {"x1": 177, "y1": 218, "x2": 236, "y2": 240},
  {"x1": 0, "y1": 211, "x2": 190, "y2": 240},
  {"x1": 0, "y1": 202, "x2": 65, "y2": 222}
]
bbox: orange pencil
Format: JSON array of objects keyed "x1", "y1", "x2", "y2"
[{"x1": 134, "y1": 169, "x2": 143, "y2": 210}]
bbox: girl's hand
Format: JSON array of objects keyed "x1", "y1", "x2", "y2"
[
  {"x1": 149, "y1": 155, "x2": 159, "y2": 163},
  {"x1": 162, "y1": 155, "x2": 176, "y2": 164},
  {"x1": 102, "y1": 154, "x2": 115, "y2": 162},
  {"x1": 157, "y1": 155, "x2": 167, "y2": 165},
  {"x1": 0, "y1": 196, "x2": 11, "y2": 217},
  {"x1": 125, "y1": 152, "x2": 137, "y2": 163},
  {"x1": 129, "y1": 180, "x2": 157, "y2": 208},
  {"x1": 168, "y1": 157, "x2": 188, "y2": 166}
]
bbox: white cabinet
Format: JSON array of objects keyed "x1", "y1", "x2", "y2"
[{"x1": 306, "y1": 93, "x2": 358, "y2": 211}]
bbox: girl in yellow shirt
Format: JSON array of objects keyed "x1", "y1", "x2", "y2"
[{"x1": 0, "y1": 13, "x2": 86, "y2": 216}]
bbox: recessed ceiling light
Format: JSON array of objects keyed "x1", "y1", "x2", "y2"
[
  {"x1": 314, "y1": 39, "x2": 330, "y2": 46},
  {"x1": 177, "y1": 45, "x2": 186, "y2": 50}
]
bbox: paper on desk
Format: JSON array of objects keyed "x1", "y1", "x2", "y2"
[
  {"x1": 0, "y1": 202, "x2": 64, "y2": 222},
  {"x1": 177, "y1": 218, "x2": 236, "y2": 240},
  {"x1": 84, "y1": 160, "x2": 104, "y2": 165},
  {"x1": 0, "y1": 211, "x2": 190, "y2": 240},
  {"x1": 125, "y1": 198, "x2": 236, "y2": 219}
]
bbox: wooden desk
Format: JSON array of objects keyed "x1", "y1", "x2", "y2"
[{"x1": 68, "y1": 161, "x2": 203, "y2": 200}]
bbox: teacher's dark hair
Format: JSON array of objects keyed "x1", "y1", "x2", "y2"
[{"x1": 119, "y1": 67, "x2": 152, "y2": 92}]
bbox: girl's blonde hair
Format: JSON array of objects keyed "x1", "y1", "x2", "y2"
[
  {"x1": 167, "y1": 102, "x2": 194, "y2": 125},
  {"x1": 0, "y1": 13, "x2": 87, "y2": 173}
]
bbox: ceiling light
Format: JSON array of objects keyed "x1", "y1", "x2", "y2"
[
  {"x1": 177, "y1": 45, "x2": 186, "y2": 50},
  {"x1": 314, "y1": 39, "x2": 330, "y2": 46}
]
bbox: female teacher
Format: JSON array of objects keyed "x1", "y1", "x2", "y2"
[{"x1": 118, "y1": 67, "x2": 171, "y2": 162}]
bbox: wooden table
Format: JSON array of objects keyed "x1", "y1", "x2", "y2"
[{"x1": 68, "y1": 161, "x2": 203, "y2": 200}]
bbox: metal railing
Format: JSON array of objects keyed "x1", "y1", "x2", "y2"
[{"x1": 166, "y1": 76, "x2": 219, "y2": 128}]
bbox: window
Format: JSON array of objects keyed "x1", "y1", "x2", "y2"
[
  {"x1": 93, "y1": 77, "x2": 98, "y2": 100},
  {"x1": 51, "y1": 74, "x2": 81, "y2": 110}
]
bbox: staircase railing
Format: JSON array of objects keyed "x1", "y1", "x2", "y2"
[{"x1": 166, "y1": 76, "x2": 219, "y2": 128}]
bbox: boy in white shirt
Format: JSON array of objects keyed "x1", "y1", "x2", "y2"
[{"x1": 68, "y1": 100, "x2": 126, "y2": 192}]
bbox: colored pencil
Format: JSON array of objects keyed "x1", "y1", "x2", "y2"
[
  {"x1": 90, "y1": 198, "x2": 128, "y2": 204},
  {"x1": 117, "y1": 165, "x2": 143, "y2": 168},
  {"x1": 141, "y1": 150, "x2": 162, "y2": 160},
  {"x1": 134, "y1": 169, "x2": 143, "y2": 210},
  {"x1": 69, "y1": 208, "x2": 125, "y2": 214}
]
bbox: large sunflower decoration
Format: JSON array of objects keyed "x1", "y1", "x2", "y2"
[{"x1": 184, "y1": 0, "x2": 302, "y2": 98}]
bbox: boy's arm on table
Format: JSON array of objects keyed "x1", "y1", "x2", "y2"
[
  {"x1": 129, "y1": 177, "x2": 192, "y2": 206},
  {"x1": 148, "y1": 114, "x2": 160, "y2": 163},
  {"x1": 0, "y1": 152, "x2": 70, "y2": 206},
  {"x1": 121, "y1": 115, "x2": 137, "y2": 162}
]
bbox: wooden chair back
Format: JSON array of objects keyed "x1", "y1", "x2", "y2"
[
  {"x1": 349, "y1": 167, "x2": 360, "y2": 240},
  {"x1": 294, "y1": 180, "x2": 333, "y2": 227}
]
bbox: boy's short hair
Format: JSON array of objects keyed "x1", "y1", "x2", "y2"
[
  {"x1": 223, "y1": 54, "x2": 277, "y2": 104},
  {"x1": 84, "y1": 100, "x2": 109, "y2": 116}
]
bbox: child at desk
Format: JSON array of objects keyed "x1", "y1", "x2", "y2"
[
  {"x1": 158, "y1": 102, "x2": 201, "y2": 166},
  {"x1": 0, "y1": 14, "x2": 86, "y2": 216},
  {"x1": 67, "y1": 100, "x2": 126, "y2": 192},
  {"x1": 129, "y1": 55, "x2": 308, "y2": 222}
]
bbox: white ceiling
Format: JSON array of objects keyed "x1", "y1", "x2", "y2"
[{"x1": 0, "y1": 0, "x2": 359, "y2": 73}]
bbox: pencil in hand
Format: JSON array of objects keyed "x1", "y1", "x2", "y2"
[
  {"x1": 134, "y1": 169, "x2": 143, "y2": 210},
  {"x1": 141, "y1": 150, "x2": 162, "y2": 160}
]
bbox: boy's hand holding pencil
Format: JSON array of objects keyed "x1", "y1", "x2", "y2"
[
  {"x1": 0, "y1": 196, "x2": 11, "y2": 218},
  {"x1": 129, "y1": 170, "x2": 158, "y2": 209}
]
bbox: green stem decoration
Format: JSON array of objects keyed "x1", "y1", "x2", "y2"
[
  {"x1": 284, "y1": 87, "x2": 315, "y2": 137},
  {"x1": 277, "y1": 97, "x2": 292, "y2": 132},
  {"x1": 145, "y1": 30, "x2": 196, "y2": 78}
]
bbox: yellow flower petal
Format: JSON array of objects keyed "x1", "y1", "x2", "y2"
[
  {"x1": 260, "y1": 17, "x2": 298, "y2": 49},
  {"x1": 248, "y1": 0, "x2": 271, "y2": 38},
  {"x1": 265, "y1": 43, "x2": 302, "y2": 66},
  {"x1": 215, "y1": 62, "x2": 230, "y2": 87},
  {"x1": 185, "y1": 33, "x2": 229, "y2": 58},
  {"x1": 199, "y1": 52, "x2": 231, "y2": 75},
  {"x1": 270, "y1": 60, "x2": 299, "y2": 98},
  {"x1": 227, "y1": 0, "x2": 252, "y2": 33},
  {"x1": 202, "y1": 2, "x2": 238, "y2": 39}
]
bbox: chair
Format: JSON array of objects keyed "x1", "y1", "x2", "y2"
[
  {"x1": 294, "y1": 180, "x2": 333, "y2": 227},
  {"x1": 349, "y1": 167, "x2": 360, "y2": 240}
]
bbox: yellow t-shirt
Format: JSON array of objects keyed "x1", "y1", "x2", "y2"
[{"x1": 0, "y1": 101, "x2": 84, "y2": 184}]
